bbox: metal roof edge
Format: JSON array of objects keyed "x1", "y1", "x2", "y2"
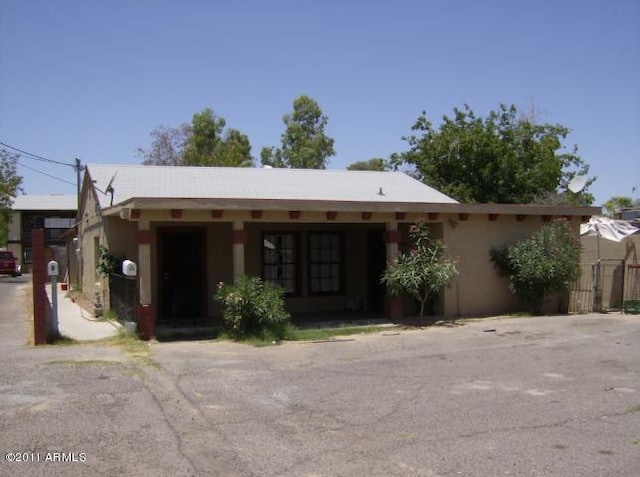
[{"x1": 102, "y1": 197, "x2": 599, "y2": 217}]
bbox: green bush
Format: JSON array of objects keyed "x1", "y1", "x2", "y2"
[
  {"x1": 96, "y1": 245, "x2": 119, "y2": 277},
  {"x1": 490, "y1": 219, "x2": 581, "y2": 313},
  {"x1": 214, "y1": 275, "x2": 291, "y2": 340},
  {"x1": 381, "y1": 222, "x2": 458, "y2": 317}
]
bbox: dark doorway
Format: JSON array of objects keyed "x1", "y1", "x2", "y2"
[
  {"x1": 367, "y1": 229, "x2": 387, "y2": 313},
  {"x1": 158, "y1": 228, "x2": 207, "y2": 326}
]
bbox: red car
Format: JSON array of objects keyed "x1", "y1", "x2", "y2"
[{"x1": 0, "y1": 250, "x2": 21, "y2": 277}]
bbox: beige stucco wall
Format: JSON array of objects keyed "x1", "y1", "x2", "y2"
[
  {"x1": 442, "y1": 216, "x2": 580, "y2": 317},
  {"x1": 77, "y1": 189, "x2": 107, "y2": 306},
  {"x1": 77, "y1": 191, "x2": 141, "y2": 309},
  {"x1": 104, "y1": 217, "x2": 139, "y2": 263}
]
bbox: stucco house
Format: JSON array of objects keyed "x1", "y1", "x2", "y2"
[
  {"x1": 74, "y1": 163, "x2": 598, "y2": 336},
  {"x1": 7, "y1": 195, "x2": 77, "y2": 275}
]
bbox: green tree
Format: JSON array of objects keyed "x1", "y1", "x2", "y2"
[
  {"x1": 603, "y1": 196, "x2": 637, "y2": 217},
  {"x1": 0, "y1": 150, "x2": 23, "y2": 245},
  {"x1": 261, "y1": 95, "x2": 336, "y2": 169},
  {"x1": 183, "y1": 108, "x2": 253, "y2": 167},
  {"x1": 490, "y1": 219, "x2": 581, "y2": 313},
  {"x1": 218, "y1": 129, "x2": 253, "y2": 168},
  {"x1": 347, "y1": 158, "x2": 389, "y2": 171},
  {"x1": 392, "y1": 104, "x2": 594, "y2": 204},
  {"x1": 381, "y1": 223, "x2": 458, "y2": 318},
  {"x1": 138, "y1": 108, "x2": 253, "y2": 167}
]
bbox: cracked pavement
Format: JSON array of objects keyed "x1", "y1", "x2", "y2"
[{"x1": 1, "y1": 278, "x2": 639, "y2": 476}]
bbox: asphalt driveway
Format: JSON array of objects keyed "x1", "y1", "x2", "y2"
[{"x1": 1, "y1": 279, "x2": 639, "y2": 476}]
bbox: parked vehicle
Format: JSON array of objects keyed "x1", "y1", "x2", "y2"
[{"x1": 0, "y1": 250, "x2": 21, "y2": 277}]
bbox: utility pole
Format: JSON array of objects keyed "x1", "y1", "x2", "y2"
[{"x1": 75, "y1": 158, "x2": 82, "y2": 204}]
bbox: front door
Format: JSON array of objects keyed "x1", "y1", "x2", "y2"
[
  {"x1": 158, "y1": 228, "x2": 207, "y2": 326},
  {"x1": 367, "y1": 229, "x2": 387, "y2": 313}
]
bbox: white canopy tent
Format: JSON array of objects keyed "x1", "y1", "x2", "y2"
[
  {"x1": 579, "y1": 217, "x2": 639, "y2": 312},
  {"x1": 580, "y1": 216, "x2": 639, "y2": 243}
]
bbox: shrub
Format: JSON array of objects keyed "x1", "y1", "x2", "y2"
[
  {"x1": 96, "y1": 245, "x2": 119, "y2": 277},
  {"x1": 214, "y1": 275, "x2": 291, "y2": 340},
  {"x1": 490, "y1": 219, "x2": 581, "y2": 313},
  {"x1": 381, "y1": 222, "x2": 458, "y2": 317}
]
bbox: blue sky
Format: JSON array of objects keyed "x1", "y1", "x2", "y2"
[{"x1": 1, "y1": 0, "x2": 638, "y2": 206}]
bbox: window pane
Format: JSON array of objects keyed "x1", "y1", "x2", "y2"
[
  {"x1": 308, "y1": 233, "x2": 342, "y2": 293},
  {"x1": 263, "y1": 233, "x2": 297, "y2": 294}
]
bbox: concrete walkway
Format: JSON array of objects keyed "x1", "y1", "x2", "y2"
[{"x1": 45, "y1": 282, "x2": 121, "y2": 341}]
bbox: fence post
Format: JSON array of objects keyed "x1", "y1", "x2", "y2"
[
  {"x1": 32, "y1": 229, "x2": 48, "y2": 345},
  {"x1": 138, "y1": 304, "x2": 154, "y2": 340}
]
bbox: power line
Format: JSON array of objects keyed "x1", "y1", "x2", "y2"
[
  {"x1": 0, "y1": 141, "x2": 76, "y2": 167},
  {"x1": 17, "y1": 161, "x2": 76, "y2": 187}
]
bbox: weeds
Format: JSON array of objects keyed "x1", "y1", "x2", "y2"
[
  {"x1": 45, "y1": 359, "x2": 122, "y2": 367},
  {"x1": 287, "y1": 325, "x2": 397, "y2": 342},
  {"x1": 101, "y1": 329, "x2": 158, "y2": 368}
]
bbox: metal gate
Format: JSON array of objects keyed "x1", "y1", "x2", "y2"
[
  {"x1": 109, "y1": 273, "x2": 139, "y2": 323},
  {"x1": 627, "y1": 264, "x2": 640, "y2": 301},
  {"x1": 569, "y1": 259, "x2": 626, "y2": 313},
  {"x1": 569, "y1": 264, "x2": 594, "y2": 314},
  {"x1": 593, "y1": 259, "x2": 625, "y2": 311}
]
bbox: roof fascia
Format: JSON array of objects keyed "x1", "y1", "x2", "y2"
[{"x1": 102, "y1": 197, "x2": 600, "y2": 218}]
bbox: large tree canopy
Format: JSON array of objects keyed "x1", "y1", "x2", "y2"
[
  {"x1": 392, "y1": 104, "x2": 594, "y2": 205},
  {"x1": 0, "y1": 150, "x2": 23, "y2": 245},
  {"x1": 138, "y1": 108, "x2": 253, "y2": 167},
  {"x1": 261, "y1": 95, "x2": 335, "y2": 169}
]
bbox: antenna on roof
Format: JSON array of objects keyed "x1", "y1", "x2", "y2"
[
  {"x1": 97, "y1": 173, "x2": 117, "y2": 206},
  {"x1": 567, "y1": 174, "x2": 587, "y2": 193}
]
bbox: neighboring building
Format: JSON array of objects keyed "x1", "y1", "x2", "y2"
[
  {"x1": 620, "y1": 208, "x2": 640, "y2": 224},
  {"x1": 74, "y1": 163, "x2": 598, "y2": 334},
  {"x1": 7, "y1": 195, "x2": 77, "y2": 275}
]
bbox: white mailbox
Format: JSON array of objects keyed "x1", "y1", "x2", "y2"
[
  {"x1": 47, "y1": 260, "x2": 59, "y2": 277},
  {"x1": 122, "y1": 260, "x2": 137, "y2": 277}
]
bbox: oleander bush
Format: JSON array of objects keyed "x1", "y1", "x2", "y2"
[
  {"x1": 381, "y1": 222, "x2": 458, "y2": 318},
  {"x1": 490, "y1": 219, "x2": 581, "y2": 313},
  {"x1": 214, "y1": 275, "x2": 291, "y2": 340}
]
